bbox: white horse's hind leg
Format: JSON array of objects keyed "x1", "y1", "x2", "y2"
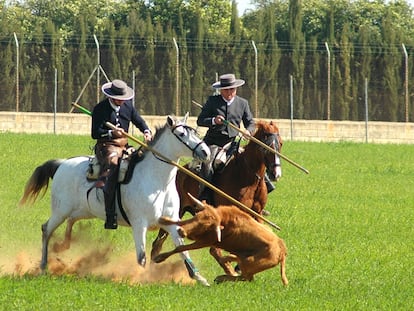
[
  {"x1": 131, "y1": 223, "x2": 147, "y2": 267},
  {"x1": 170, "y1": 229, "x2": 210, "y2": 287},
  {"x1": 40, "y1": 214, "x2": 67, "y2": 271},
  {"x1": 40, "y1": 221, "x2": 50, "y2": 270}
]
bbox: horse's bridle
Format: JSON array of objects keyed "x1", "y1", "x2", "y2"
[
  {"x1": 171, "y1": 124, "x2": 205, "y2": 157},
  {"x1": 260, "y1": 131, "x2": 282, "y2": 173},
  {"x1": 151, "y1": 124, "x2": 204, "y2": 164},
  {"x1": 261, "y1": 132, "x2": 281, "y2": 153}
]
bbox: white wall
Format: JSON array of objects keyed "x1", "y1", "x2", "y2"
[{"x1": 1, "y1": 112, "x2": 413, "y2": 144}]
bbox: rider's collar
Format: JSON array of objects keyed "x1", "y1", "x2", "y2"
[
  {"x1": 221, "y1": 96, "x2": 235, "y2": 106},
  {"x1": 109, "y1": 99, "x2": 121, "y2": 112}
]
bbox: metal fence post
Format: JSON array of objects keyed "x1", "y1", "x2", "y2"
[
  {"x1": 325, "y1": 42, "x2": 331, "y2": 120},
  {"x1": 251, "y1": 40, "x2": 258, "y2": 118},
  {"x1": 94, "y1": 34, "x2": 100, "y2": 104},
  {"x1": 173, "y1": 37, "x2": 180, "y2": 116},
  {"x1": 365, "y1": 77, "x2": 368, "y2": 143},
  {"x1": 54, "y1": 68, "x2": 57, "y2": 134},
  {"x1": 14, "y1": 33, "x2": 19, "y2": 112},
  {"x1": 290, "y1": 74, "x2": 294, "y2": 140},
  {"x1": 402, "y1": 43, "x2": 409, "y2": 122}
]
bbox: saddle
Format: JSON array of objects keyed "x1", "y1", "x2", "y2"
[
  {"x1": 86, "y1": 146, "x2": 144, "y2": 183},
  {"x1": 188, "y1": 140, "x2": 242, "y2": 176},
  {"x1": 213, "y1": 140, "x2": 242, "y2": 173}
]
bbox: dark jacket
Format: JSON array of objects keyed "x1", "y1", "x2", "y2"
[
  {"x1": 197, "y1": 95, "x2": 255, "y2": 147},
  {"x1": 91, "y1": 98, "x2": 150, "y2": 140}
]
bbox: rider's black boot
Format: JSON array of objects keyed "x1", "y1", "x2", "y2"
[
  {"x1": 103, "y1": 164, "x2": 119, "y2": 230},
  {"x1": 198, "y1": 160, "x2": 215, "y2": 205},
  {"x1": 264, "y1": 173, "x2": 276, "y2": 193}
]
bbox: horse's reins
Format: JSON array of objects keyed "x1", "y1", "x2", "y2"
[
  {"x1": 262, "y1": 132, "x2": 281, "y2": 171},
  {"x1": 251, "y1": 131, "x2": 278, "y2": 185}
]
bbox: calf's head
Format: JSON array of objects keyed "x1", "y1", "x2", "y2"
[
  {"x1": 159, "y1": 194, "x2": 223, "y2": 242},
  {"x1": 183, "y1": 201, "x2": 223, "y2": 242}
]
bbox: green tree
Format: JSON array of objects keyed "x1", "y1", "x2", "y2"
[
  {"x1": 333, "y1": 23, "x2": 354, "y2": 120},
  {"x1": 289, "y1": 0, "x2": 305, "y2": 118},
  {"x1": 188, "y1": 12, "x2": 205, "y2": 116},
  {"x1": 381, "y1": 11, "x2": 402, "y2": 122}
]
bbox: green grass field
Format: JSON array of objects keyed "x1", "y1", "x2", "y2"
[{"x1": 0, "y1": 133, "x2": 413, "y2": 310}]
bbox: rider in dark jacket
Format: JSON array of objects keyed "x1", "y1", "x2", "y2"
[
  {"x1": 196, "y1": 74, "x2": 256, "y2": 204},
  {"x1": 91, "y1": 79, "x2": 152, "y2": 229}
]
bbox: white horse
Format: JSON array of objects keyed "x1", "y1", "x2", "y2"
[{"x1": 19, "y1": 114, "x2": 211, "y2": 286}]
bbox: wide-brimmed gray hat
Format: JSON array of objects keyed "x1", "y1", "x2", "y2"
[
  {"x1": 212, "y1": 73, "x2": 245, "y2": 89},
  {"x1": 102, "y1": 79, "x2": 134, "y2": 100}
]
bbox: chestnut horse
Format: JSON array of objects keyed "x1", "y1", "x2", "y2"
[{"x1": 151, "y1": 120, "x2": 282, "y2": 276}]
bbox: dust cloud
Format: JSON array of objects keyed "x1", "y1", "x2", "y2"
[{"x1": 0, "y1": 229, "x2": 195, "y2": 285}]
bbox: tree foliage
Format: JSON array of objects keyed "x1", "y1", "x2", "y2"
[{"x1": 1, "y1": 0, "x2": 414, "y2": 121}]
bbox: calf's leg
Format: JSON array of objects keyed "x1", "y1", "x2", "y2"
[
  {"x1": 238, "y1": 240, "x2": 288, "y2": 286},
  {"x1": 209, "y1": 247, "x2": 238, "y2": 276}
]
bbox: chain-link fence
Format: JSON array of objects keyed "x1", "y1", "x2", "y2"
[{"x1": 1, "y1": 35, "x2": 413, "y2": 122}]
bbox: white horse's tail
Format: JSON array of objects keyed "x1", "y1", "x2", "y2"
[{"x1": 19, "y1": 159, "x2": 65, "y2": 206}]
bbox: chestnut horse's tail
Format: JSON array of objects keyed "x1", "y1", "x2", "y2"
[{"x1": 19, "y1": 159, "x2": 65, "y2": 206}]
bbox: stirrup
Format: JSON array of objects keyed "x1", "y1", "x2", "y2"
[
  {"x1": 95, "y1": 180, "x2": 105, "y2": 189},
  {"x1": 104, "y1": 214, "x2": 117, "y2": 229},
  {"x1": 265, "y1": 179, "x2": 276, "y2": 193}
]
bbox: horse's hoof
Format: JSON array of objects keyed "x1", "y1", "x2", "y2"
[
  {"x1": 261, "y1": 210, "x2": 271, "y2": 216},
  {"x1": 234, "y1": 264, "x2": 241, "y2": 274},
  {"x1": 193, "y1": 272, "x2": 210, "y2": 287},
  {"x1": 138, "y1": 253, "x2": 146, "y2": 267},
  {"x1": 40, "y1": 262, "x2": 47, "y2": 272}
]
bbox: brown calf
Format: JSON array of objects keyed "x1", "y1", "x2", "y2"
[{"x1": 153, "y1": 196, "x2": 288, "y2": 285}]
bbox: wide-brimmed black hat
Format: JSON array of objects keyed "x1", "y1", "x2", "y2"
[
  {"x1": 212, "y1": 73, "x2": 245, "y2": 89},
  {"x1": 102, "y1": 79, "x2": 134, "y2": 100}
]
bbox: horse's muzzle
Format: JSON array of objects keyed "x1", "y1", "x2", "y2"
[{"x1": 193, "y1": 143, "x2": 211, "y2": 162}]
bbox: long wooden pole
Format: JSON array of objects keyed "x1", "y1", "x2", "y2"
[
  {"x1": 105, "y1": 121, "x2": 281, "y2": 231},
  {"x1": 192, "y1": 100, "x2": 309, "y2": 174},
  {"x1": 72, "y1": 102, "x2": 92, "y2": 116}
]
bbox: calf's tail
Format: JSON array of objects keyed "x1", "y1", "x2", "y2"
[{"x1": 19, "y1": 159, "x2": 64, "y2": 206}]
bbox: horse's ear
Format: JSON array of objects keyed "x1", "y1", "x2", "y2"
[
  {"x1": 167, "y1": 115, "x2": 176, "y2": 127},
  {"x1": 182, "y1": 112, "x2": 189, "y2": 124}
]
